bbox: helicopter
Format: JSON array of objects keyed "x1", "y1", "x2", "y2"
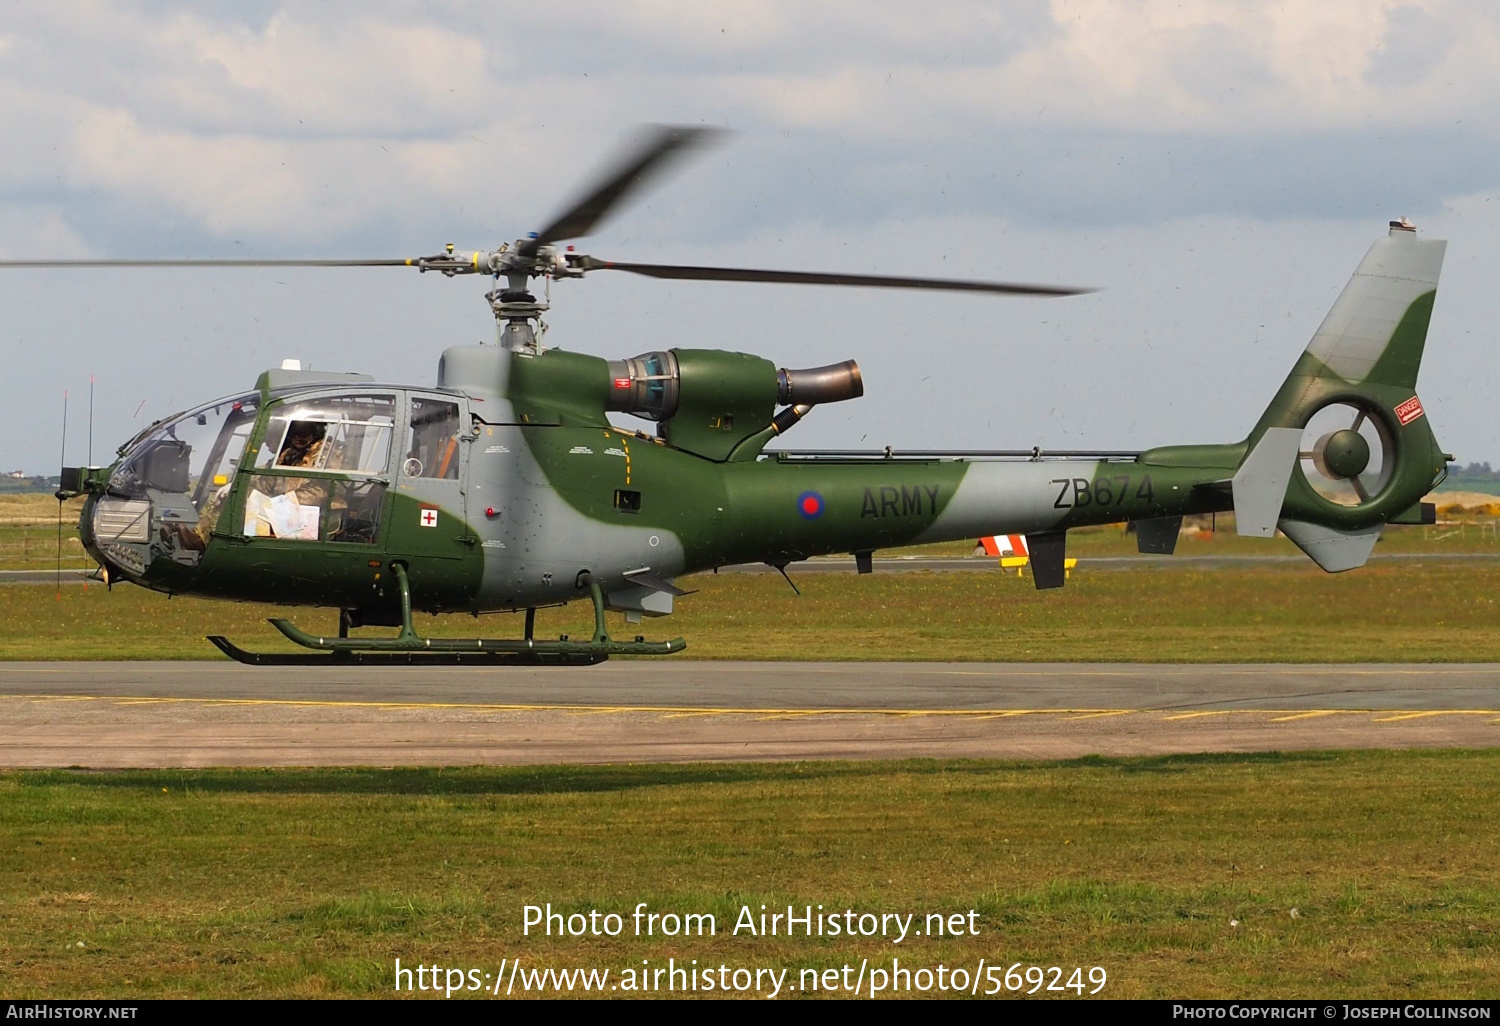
[{"x1": 27, "y1": 126, "x2": 1449, "y2": 665}]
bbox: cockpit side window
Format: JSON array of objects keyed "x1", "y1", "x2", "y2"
[
  {"x1": 242, "y1": 393, "x2": 396, "y2": 544},
  {"x1": 255, "y1": 394, "x2": 397, "y2": 474},
  {"x1": 404, "y1": 398, "x2": 462, "y2": 480}
]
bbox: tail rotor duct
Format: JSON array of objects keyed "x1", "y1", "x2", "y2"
[{"x1": 1298, "y1": 401, "x2": 1391, "y2": 506}]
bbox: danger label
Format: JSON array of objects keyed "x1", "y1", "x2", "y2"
[{"x1": 1395, "y1": 396, "x2": 1425, "y2": 425}]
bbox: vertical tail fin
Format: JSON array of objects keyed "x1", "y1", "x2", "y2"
[
  {"x1": 1234, "y1": 222, "x2": 1450, "y2": 570},
  {"x1": 1261, "y1": 220, "x2": 1444, "y2": 414}
]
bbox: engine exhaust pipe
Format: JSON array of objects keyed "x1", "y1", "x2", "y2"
[{"x1": 777, "y1": 360, "x2": 863, "y2": 405}]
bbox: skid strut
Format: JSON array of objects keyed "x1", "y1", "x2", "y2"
[{"x1": 207, "y1": 566, "x2": 685, "y2": 665}]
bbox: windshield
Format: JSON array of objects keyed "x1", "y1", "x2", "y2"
[{"x1": 110, "y1": 393, "x2": 260, "y2": 506}]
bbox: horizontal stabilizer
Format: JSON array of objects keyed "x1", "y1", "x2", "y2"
[
  {"x1": 1279, "y1": 519, "x2": 1383, "y2": 572},
  {"x1": 1389, "y1": 502, "x2": 1437, "y2": 526},
  {"x1": 1232, "y1": 427, "x2": 1302, "y2": 537}
]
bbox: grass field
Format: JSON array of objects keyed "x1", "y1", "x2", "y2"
[
  {"x1": 2, "y1": 752, "x2": 1497, "y2": 999},
  {"x1": 3, "y1": 492, "x2": 1500, "y2": 571},
  {"x1": 3, "y1": 556, "x2": 1498, "y2": 661},
  {"x1": 0, "y1": 495, "x2": 88, "y2": 570},
  {"x1": 4, "y1": 493, "x2": 1498, "y2": 1001}
]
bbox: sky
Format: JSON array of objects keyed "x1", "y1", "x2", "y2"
[{"x1": 2, "y1": 1, "x2": 1499, "y2": 473}]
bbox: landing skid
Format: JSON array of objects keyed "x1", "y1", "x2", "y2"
[
  {"x1": 207, "y1": 566, "x2": 686, "y2": 666},
  {"x1": 205, "y1": 635, "x2": 615, "y2": 666}
]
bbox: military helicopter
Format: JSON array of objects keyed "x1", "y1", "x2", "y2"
[{"x1": 28, "y1": 126, "x2": 1449, "y2": 665}]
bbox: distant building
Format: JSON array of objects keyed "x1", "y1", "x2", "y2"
[{"x1": 5, "y1": 470, "x2": 25, "y2": 479}]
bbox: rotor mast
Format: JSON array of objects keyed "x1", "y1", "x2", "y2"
[
  {"x1": 490, "y1": 266, "x2": 546, "y2": 351},
  {"x1": 397, "y1": 239, "x2": 557, "y2": 350}
]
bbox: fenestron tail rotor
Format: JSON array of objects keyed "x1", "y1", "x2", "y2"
[{"x1": 1298, "y1": 401, "x2": 1392, "y2": 506}]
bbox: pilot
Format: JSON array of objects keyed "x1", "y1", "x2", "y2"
[
  {"x1": 187, "y1": 482, "x2": 231, "y2": 549},
  {"x1": 275, "y1": 420, "x2": 334, "y2": 518},
  {"x1": 278, "y1": 421, "x2": 327, "y2": 468}
]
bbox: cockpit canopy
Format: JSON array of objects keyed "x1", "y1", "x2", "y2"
[{"x1": 110, "y1": 393, "x2": 260, "y2": 511}]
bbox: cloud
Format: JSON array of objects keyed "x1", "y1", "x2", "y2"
[
  {"x1": 173, "y1": 12, "x2": 490, "y2": 135},
  {"x1": 1367, "y1": 5, "x2": 1456, "y2": 89},
  {"x1": 0, "y1": 0, "x2": 1496, "y2": 256},
  {"x1": 3, "y1": 1, "x2": 1500, "y2": 467}
]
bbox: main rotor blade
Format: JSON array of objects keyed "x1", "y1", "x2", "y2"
[
  {"x1": 588, "y1": 259, "x2": 1094, "y2": 296},
  {"x1": 0, "y1": 258, "x2": 411, "y2": 268},
  {"x1": 521, "y1": 124, "x2": 724, "y2": 257}
]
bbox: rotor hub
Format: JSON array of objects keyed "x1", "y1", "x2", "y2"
[{"x1": 1320, "y1": 428, "x2": 1371, "y2": 479}]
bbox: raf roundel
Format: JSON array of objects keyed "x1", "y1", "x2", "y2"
[{"x1": 797, "y1": 491, "x2": 825, "y2": 520}]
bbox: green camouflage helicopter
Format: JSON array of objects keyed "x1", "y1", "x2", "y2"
[{"x1": 33, "y1": 127, "x2": 1449, "y2": 665}]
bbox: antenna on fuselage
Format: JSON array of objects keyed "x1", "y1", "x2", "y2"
[{"x1": 55, "y1": 389, "x2": 68, "y2": 601}]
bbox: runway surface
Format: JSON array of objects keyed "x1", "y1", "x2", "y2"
[
  {"x1": 2, "y1": 661, "x2": 1498, "y2": 768},
  {"x1": 6, "y1": 551, "x2": 1500, "y2": 585}
]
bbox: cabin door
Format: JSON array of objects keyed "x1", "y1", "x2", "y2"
[{"x1": 387, "y1": 393, "x2": 471, "y2": 560}]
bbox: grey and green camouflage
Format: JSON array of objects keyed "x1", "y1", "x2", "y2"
[{"x1": 69, "y1": 223, "x2": 1451, "y2": 632}]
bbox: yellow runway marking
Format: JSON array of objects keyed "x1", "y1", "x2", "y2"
[
  {"x1": 929, "y1": 667, "x2": 1500, "y2": 678},
  {"x1": 1162, "y1": 711, "x2": 1233, "y2": 721},
  {"x1": 1371, "y1": 710, "x2": 1497, "y2": 723},
  {"x1": 1269, "y1": 711, "x2": 1349, "y2": 722}
]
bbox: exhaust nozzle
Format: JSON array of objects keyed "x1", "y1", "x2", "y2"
[{"x1": 777, "y1": 360, "x2": 863, "y2": 405}]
